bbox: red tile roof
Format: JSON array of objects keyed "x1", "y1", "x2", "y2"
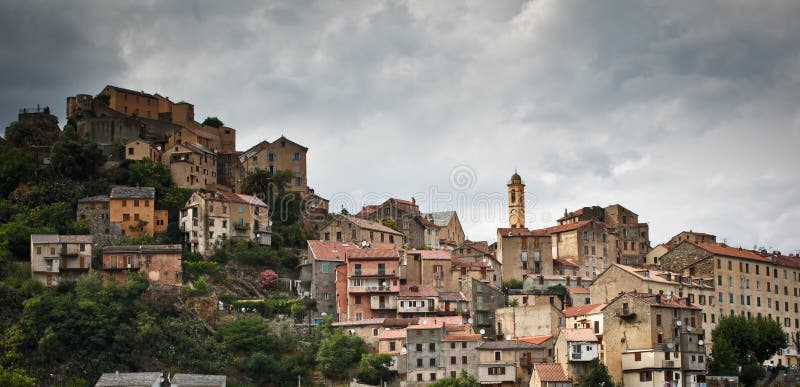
[
  {"x1": 534, "y1": 363, "x2": 570, "y2": 382},
  {"x1": 545, "y1": 220, "x2": 593, "y2": 234},
  {"x1": 399, "y1": 284, "x2": 439, "y2": 298},
  {"x1": 517, "y1": 335, "x2": 552, "y2": 345},
  {"x1": 563, "y1": 303, "x2": 606, "y2": 317},
  {"x1": 775, "y1": 254, "x2": 800, "y2": 269},
  {"x1": 407, "y1": 321, "x2": 444, "y2": 330},
  {"x1": 567, "y1": 287, "x2": 590, "y2": 294},
  {"x1": 346, "y1": 249, "x2": 400, "y2": 260},
  {"x1": 345, "y1": 215, "x2": 403, "y2": 235},
  {"x1": 560, "y1": 328, "x2": 598, "y2": 342},
  {"x1": 236, "y1": 193, "x2": 267, "y2": 207},
  {"x1": 378, "y1": 328, "x2": 406, "y2": 340},
  {"x1": 307, "y1": 240, "x2": 361, "y2": 261},
  {"x1": 693, "y1": 242, "x2": 770, "y2": 262},
  {"x1": 419, "y1": 250, "x2": 451, "y2": 260},
  {"x1": 218, "y1": 191, "x2": 248, "y2": 204}
]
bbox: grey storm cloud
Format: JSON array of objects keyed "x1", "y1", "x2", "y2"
[{"x1": 1, "y1": 0, "x2": 799, "y2": 252}]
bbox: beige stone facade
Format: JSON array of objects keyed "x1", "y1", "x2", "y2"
[
  {"x1": 125, "y1": 139, "x2": 161, "y2": 161},
  {"x1": 161, "y1": 142, "x2": 218, "y2": 189},
  {"x1": 668, "y1": 231, "x2": 717, "y2": 247},
  {"x1": 495, "y1": 304, "x2": 565, "y2": 340},
  {"x1": 239, "y1": 136, "x2": 309, "y2": 193},
  {"x1": 319, "y1": 214, "x2": 404, "y2": 248},
  {"x1": 496, "y1": 228, "x2": 554, "y2": 284},
  {"x1": 601, "y1": 292, "x2": 706, "y2": 387}
]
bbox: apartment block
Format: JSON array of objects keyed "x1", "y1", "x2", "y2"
[
  {"x1": 30, "y1": 234, "x2": 93, "y2": 286},
  {"x1": 319, "y1": 214, "x2": 404, "y2": 248},
  {"x1": 180, "y1": 190, "x2": 270, "y2": 255}
]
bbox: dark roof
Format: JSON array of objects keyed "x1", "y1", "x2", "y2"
[
  {"x1": 95, "y1": 372, "x2": 161, "y2": 387},
  {"x1": 30, "y1": 234, "x2": 93, "y2": 244},
  {"x1": 78, "y1": 195, "x2": 110, "y2": 203},
  {"x1": 104, "y1": 85, "x2": 157, "y2": 99},
  {"x1": 110, "y1": 186, "x2": 155, "y2": 199},
  {"x1": 170, "y1": 373, "x2": 226, "y2": 386},
  {"x1": 103, "y1": 244, "x2": 182, "y2": 254}
]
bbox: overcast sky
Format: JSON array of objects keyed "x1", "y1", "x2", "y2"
[{"x1": 2, "y1": 0, "x2": 799, "y2": 253}]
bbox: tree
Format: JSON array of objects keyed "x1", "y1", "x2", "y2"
[
  {"x1": 501, "y1": 279, "x2": 523, "y2": 294},
  {"x1": 576, "y1": 358, "x2": 614, "y2": 387},
  {"x1": 316, "y1": 328, "x2": 367, "y2": 380},
  {"x1": 258, "y1": 270, "x2": 279, "y2": 289},
  {"x1": 380, "y1": 218, "x2": 400, "y2": 232},
  {"x1": 0, "y1": 145, "x2": 38, "y2": 197},
  {"x1": 713, "y1": 315, "x2": 788, "y2": 364},
  {"x1": 0, "y1": 366, "x2": 35, "y2": 387},
  {"x1": 357, "y1": 353, "x2": 393, "y2": 385},
  {"x1": 202, "y1": 117, "x2": 224, "y2": 128},
  {"x1": 429, "y1": 370, "x2": 480, "y2": 387},
  {"x1": 3, "y1": 113, "x2": 60, "y2": 148},
  {"x1": 49, "y1": 131, "x2": 105, "y2": 179},
  {"x1": 708, "y1": 337, "x2": 739, "y2": 376}
]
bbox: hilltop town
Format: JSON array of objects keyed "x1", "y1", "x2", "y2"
[{"x1": 1, "y1": 86, "x2": 799, "y2": 387}]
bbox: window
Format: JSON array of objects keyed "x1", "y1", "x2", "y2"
[
  {"x1": 635, "y1": 352, "x2": 642, "y2": 361},
  {"x1": 321, "y1": 263, "x2": 329, "y2": 273},
  {"x1": 390, "y1": 341, "x2": 396, "y2": 351},
  {"x1": 429, "y1": 343, "x2": 435, "y2": 351},
  {"x1": 416, "y1": 358, "x2": 423, "y2": 367},
  {"x1": 450, "y1": 356, "x2": 456, "y2": 365},
  {"x1": 416, "y1": 344, "x2": 422, "y2": 352},
  {"x1": 639, "y1": 371, "x2": 652, "y2": 382},
  {"x1": 462, "y1": 355, "x2": 468, "y2": 364},
  {"x1": 429, "y1": 358, "x2": 435, "y2": 366},
  {"x1": 494, "y1": 351, "x2": 501, "y2": 361},
  {"x1": 430, "y1": 373, "x2": 436, "y2": 381},
  {"x1": 416, "y1": 374, "x2": 423, "y2": 382}
]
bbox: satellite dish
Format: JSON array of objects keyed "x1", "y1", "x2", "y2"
[
  {"x1": 421, "y1": 319, "x2": 427, "y2": 325},
  {"x1": 479, "y1": 329, "x2": 486, "y2": 335},
  {"x1": 505, "y1": 335, "x2": 511, "y2": 340},
  {"x1": 675, "y1": 320, "x2": 682, "y2": 326},
  {"x1": 667, "y1": 343, "x2": 674, "y2": 349},
  {"x1": 467, "y1": 318, "x2": 474, "y2": 324},
  {"x1": 698, "y1": 340, "x2": 705, "y2": 346},
  {"x1": 687, "y1": 326, "x2": 693, "y2": 332},
  {"x1": 385, "y1": 327, "x2": 390, "y2": 330},
  {"x1": 666, "y1": 291, "x2": 673, "y2": 297},
  {"x1": 349, "y1": 329, "x2": 355, "y2": 335}
]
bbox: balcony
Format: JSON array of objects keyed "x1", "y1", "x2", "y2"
[
  {"x1": 614, "y1": 308, "x2": 636, "y2": 319},
  {"x1": 349, "y1": 285, "x2": 396, "y2": 293},
  {"x1": 32, "y1": 265, "x2": 59, "y2": 273},
  {"x1": 233, "y1": 223, "x2": 250, "y2": 231},
  {"x1": 370, "y1": 296, "x2": 398, "y2": 310},
  {"x1": 622, "y1": 350, "x2": 681, "y2": 371},
  {"x1": 398, "y1": 305, "x2": 436, "y2": 314}
]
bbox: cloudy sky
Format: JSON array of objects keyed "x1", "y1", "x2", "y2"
[{"x1": 2, "y1": 0, "x2": 800, "y2": 253}]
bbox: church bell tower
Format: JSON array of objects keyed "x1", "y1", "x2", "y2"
[{"x1": 508, "y1": 172, "x2": 525, "y2": 228}]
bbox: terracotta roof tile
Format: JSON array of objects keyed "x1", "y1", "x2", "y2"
[
  {"x1": 399, "y1": 284, "x2": 439, "y2": 298},
  {"x1": 560, "y1": 328, "x2": 598, "y2": 342},
  {"x1": 567, "y1": 287, "x2": 590, "y2": 294},
  {"x1": 545, "y1": 220, "x2": 593, "y2": 234},
  {"x1": 307, "y1": 240, "x2": 361, "y2": 261},
  {"x1": 346, "y1": 249, "x2": 400, "y2": 260},
  {"x1": 419, "y1": 250, "x2": 451, "y2": 260},
  {"x1": 518, "y1": 335, "x2": 552, "y2": 345},
  {"x1": 563, "y1": 303, "x2": 606, "y2": 317},
  {"x1": 378, "y1": 328, "x2": 407, "y2": 340},
  {"x1": 693, "y1": 242, "x2": 770, "y2": 262},
  {"x1": 345, "y1": 215, "x2": 403, "y2": 235},
  {"x1": 554, "y1": 258, "x2": 579, "y2": 268},
  {"x1": 478, "y1": 340, "x2": 542, "y2": 350},
  {"x1": 534, "y1": 363, "x2": 570, "y2": 382}
]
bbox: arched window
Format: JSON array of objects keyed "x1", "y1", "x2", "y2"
[{"x1": 511, "y1": 189, "x2": 516, "y2": 203}]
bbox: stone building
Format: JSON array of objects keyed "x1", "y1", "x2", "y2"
[
  {"x1": 496, "y1": 228, "x2": 554, "y2": 284},
  {"x1": 452, "y1": 241, "x2": 502, "y2": 288},
  {"x1": 495, "y1": 303, "x2": 565, "y2": 340},
  {"x1": 216, "y1": 151, "x2": 244, "y2": 192},
  {"x1": 442, "y1": 333, "x2": 482, "y2": 379},
  {"x1": 30, "y1": 234, "x2": 93, "y2": 286},
  {"x1": 308, "y1": 240, "x2": 359, "y2": 318},
  {"x1": 108, "y1": 186, "x2": 168, "y2": 238},
  {"x1": 557, "y1": 204, "x2": 651, "y2": 266},
  {"x1": 667, "y1": 231, "x2": 717, "y2": 247},
  {"x1": 462, "y1": 278, "x2": 506, "y2": 340},
  {"x1": 341, "y1": 248, "x2": 401, "y2": 321},
  {"x1": 239, "y1": 136, "x2": 309, "y2": 192},
  {"x1": 318, "y1": 214, "x2": 404, "y2": 248},
  {"x1": 658, "y1": 240, "x2": 800, "y2": 365},
  {"x1": 563, "y1": 303, "x2": 605, "y2": 335},
  {"x1": 422, "y1": 211, "x2": 466, "y2": 246},
  {"x1": 161, "y1": 142, "x2": 218, "y2": 189},
  {"x1": 545, "y1": 220, "x2": 614, "y2": 280},
  {"x1": 590, "y1": 263, "x2": 714, "y2": 308},
  {"x1": 125, "y1": 139, "x2": 162, "y2": 161},
  {"x1": 76, "y1": 195, "x2": 112, "y2": 245},
  {"x1": 601, "y1": 291, "x2": 706, "y2": 387},
  {"x1": 477, "y1": 339, "x2": 548, "y2": 387},
  {"x1": 553, "y1": 328, "x2": 599, "y2": 380},
  {"x1": 180, "y1": 190, "x2": 271, "y2": 256},
  {"x1": 102, "y1": 244, "x2": 182, "y2": 286},
  {"x1": 378, "y1": 328, "x2": 408, "y2": 375},
  {"x1": 398, "y1": 284, "x2": 440, "y2": 317},
  {"x1": 406, "y1": 321, "x2": 446, "y2": 385},
  {"x1": 530, "y1": 363, "x2": 572, "y2": 387}
]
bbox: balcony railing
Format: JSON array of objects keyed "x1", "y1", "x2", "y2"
[
  {"x1": 398, "y1": 306, "x2": 436, "y2": 313},
  {"x1": 233, "y1": 223, "x2": 250, "y2": 231},
  {"x1": 662, "y1": 360, "x2": 675, "y2": 368}
]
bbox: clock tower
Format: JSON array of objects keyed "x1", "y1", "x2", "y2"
[{"x1": 508, "y1": 172, "x2": 525, "y2": 228}]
